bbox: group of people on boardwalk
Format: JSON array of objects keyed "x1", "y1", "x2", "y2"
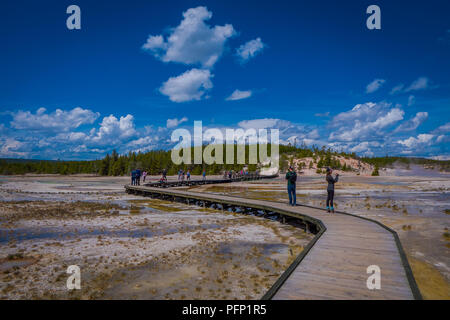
[
  {"x1": 285, "y1": 166, "x2": 339, "y2": 213},
  {"x1": 132, "y1": 168, "x2": 207, "y2": 185},
  {"x1": 131, "y1": 169, "x2": 149, "y2": 185},
  {"x1": 224, "y1": 169, "x2": 249, "y2": 180},
  {"x1": 132, "y1": 165, "x2": 338, "y2": 213},
  {"x1": 176, "y1": 169, "x2": 206, "y2": 181},
  {"x1": 131, "y1": 169, "x2": 141, "y2": 186},
  {"x1": 178, "y1": 169, "x2": 190, "y2": 181}
]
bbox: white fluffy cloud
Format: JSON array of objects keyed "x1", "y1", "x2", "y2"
[
  {"x1": 1, "y1": 101, "x2": 447, "y2": 159},
  {"x1": 350, "y1": 141, "x2": 380, "y2": 154},
  {"x1": 124, "y1": 136, "x2": 159, "y2": 153},
  {"x1": 142, "y1": 7, "x2": 265, "y2": 102},
  {"x1": 236, "y1": 38, "x2": 265, "y2": 62},
  {"x1": 0, "y1": 137, "x2": 28, "y2": 158},
  {"x1": 350, "y1": 141, "x2": 370, "y2": 153},
  {"x1": 238, "y1": 118, "x2": 285, "y2": 130},
  {"x1": 329, "y1": 102, "x2": 404, "y2": 142},
  {"x1": 433, "y1": 122, "x2": 450, "y2": 134},
  {"x1": 10, "y1": 107, "x2": 99, "y2": 131},
  {"x1": 366, "y1": 79, "x2": 385, "y2": 93},
  {"x1": 398, "y1": 133, "x2": 435, "y2": 148},
  {"x1": 166, "y1": 117, "x2": 188, "y2": 128},
  {"x1": 226, "y1": 89, "x2": 252, "y2": 101},
  {"x1": 14, "y1": 112, "x2": 140, "y2": 157},
  {"x1": 315, "y1": 100, "x2": 447, "y2": 157},
  {"x1": 236, "y1": 118, "x2": 319, "y2": 147},
  {"x1": 142, "y1": 6, "x2": 235, "y2": 68},
  {"x1": 394, "y1": 112, "x2": 428, "y2": 132},
  {"x1": 89, "y1": 114, "x2": 136, "y2": 145},
  {"x1": 160, "y1": 68, "x2": 213, "y2": 102},
  {"x1": 51, "y1": 132, "x2": 88, "y2": 143}
]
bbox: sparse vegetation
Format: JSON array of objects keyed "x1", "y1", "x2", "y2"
[
  {"x1": 371, "y1": 164, "x2": 380, "y2": 176},
  {"x1": 7, "y1": 253, "x2": 24, "y2": 260}
]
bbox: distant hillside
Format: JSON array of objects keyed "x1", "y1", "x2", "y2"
[
  {"x1": 361, "y1": 156, "x2": 450, "y2": 172},
  {"x1": 284, "y1": 155, "x2": 374, "y2": 176}
]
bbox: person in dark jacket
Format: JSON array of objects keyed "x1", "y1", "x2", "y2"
[
  {"x1": 326, "y1": 167, "x2": 339, "y2": 213},
  {"x1": 131, "y1": 170, "x2": 136, "y2": 185},
  {"x1": 285, "y1": 166, "x2": 297, "y2": 206},
  {"x1": 135, "y1": 169, "x2": 141, "y2": 186}
]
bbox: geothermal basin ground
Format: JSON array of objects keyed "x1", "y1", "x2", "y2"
[
  {"x1": 0, "y1": 170, "x2": 449, "y2": 300},
  {"x1": 0, "y1": 175, "x2": 311, "y2": 300}
]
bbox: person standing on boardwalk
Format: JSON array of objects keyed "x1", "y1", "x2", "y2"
[
  {"x1": 285, "y1": 166, "x2": 297, "y2": 206},
  {"x1": 162, "y1": 168, "x2": 167, "y2": 182},
  {"x1": 326, "y1": 167, "x2": 339, "y2": 213},
  {"x1": 142, "y1": 170, "x2": 147, "y2": 182},
  {"x1": 202, "y1": 169, "x2": 206, "y2": 181},
  {"x1": 186, "y1": 170, "x2": 191, "y2": 181},
  {"x1": 136, "y1": 168, "x2": 141, "y2": 186},
  {"x1": 131, "y1": 169, "x2": 136, "y2": 185}
]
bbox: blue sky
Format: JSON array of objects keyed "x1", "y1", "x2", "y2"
[{"x1": 1, "y1": 0, "x2": 449, "y2": 160}]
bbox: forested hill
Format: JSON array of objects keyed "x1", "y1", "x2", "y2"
[{"x1": 0, "y1": 145, "x2": 448, "y2": 175}]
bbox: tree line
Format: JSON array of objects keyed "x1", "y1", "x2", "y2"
[
  {"x1": 1, "y1": 144, "x2": 447, "y2": 176},
  {"x1": 1, "y1": 145, "x2": 274, "y2": 176}
]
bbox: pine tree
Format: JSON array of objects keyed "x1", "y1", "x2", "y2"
[
  {"x1": 317, "y1": 157, "x2": 324, "y2": 168},
  {"x1": 371, "y1": 164, "x2": 380, "y2": 176}
]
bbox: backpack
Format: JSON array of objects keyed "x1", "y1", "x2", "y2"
[{"x1": 289, "y1": 172, "x2": 297, "y2": 184}]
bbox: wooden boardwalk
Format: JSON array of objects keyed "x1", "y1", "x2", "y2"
[
  {"x1": 125, "y1": 182, "x2": 421, "y2": 300},
  {"x1": 140, "y1": 173, "x2": 277, "y2": 188}
]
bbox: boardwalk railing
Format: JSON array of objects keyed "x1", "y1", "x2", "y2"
[{"x1": 141, "y1": 173, "x2": 278, "y2": 188}]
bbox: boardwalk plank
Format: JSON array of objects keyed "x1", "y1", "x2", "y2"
[{"x1": 281, "y1": 272, "x2": 412, "y2": 295}]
